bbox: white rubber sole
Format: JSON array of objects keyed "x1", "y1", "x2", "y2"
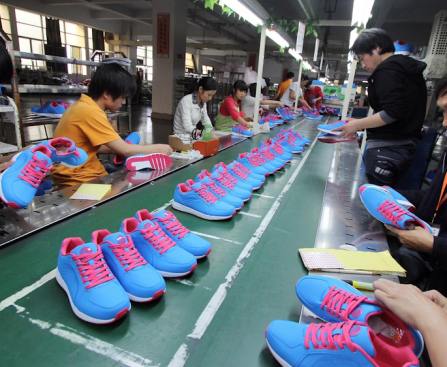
[
  {"x1": 56, "y1": 268, "x2": 130, "y2": 324},
  {"x1": 126, "y1": 154, "x2": 172, "y2": 171},
  {"x1": 31, "y1": 112, "x2": 63, "y2": 118},
  {"x1": 317, "y1": 127, "x2": 342, "y2": 135},
  {"x1": 172, "y1": 200, "x2": 235, "y2": 220},
  {"x1": 265, "y1": 339, "x2": 292, "y2": 367},
  {"x1": 127, "y1": 288, "x2": 165, "y2": 303}
]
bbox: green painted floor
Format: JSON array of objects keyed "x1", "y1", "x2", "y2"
[{"x1": 0, "y1": 118, "x2": 335, "y2": 367}]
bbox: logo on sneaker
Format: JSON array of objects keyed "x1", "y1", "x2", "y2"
[
  {"x1": 351, "y1": 306, "x2": 363, "y2": 318},
  {"x1": 41, "y1": 158, "x2": 48, "y2": 165},
  {"x1": 349, "y1": 325, "x2": 361, "y2": 336},
  {"x1": 144, "y1": 222, "x2": 152, "y2": 229},
  {"x1": 80, "y1": 247, "x2": 92, "y2": 254},
  {"x1": 117, "y1": 236, "x2": 126, "y2": 244}
]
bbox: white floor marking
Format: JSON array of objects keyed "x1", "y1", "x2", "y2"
[
  {"x1": 252, "y1": 193, "x2": 275, "y2": 199},
  {"x1": 151, "y1": 199, "x2": 174, "y2": 214},
  {"x1": 174, "y1": 279, "x2": 198, "y2": 287},
  {"x1": 237, "y1": 211, "x2": 262, "y2": 218},
  {"x1": 168, "y1": 127, "x2": 319, "y2": 367},
  {"x1": 191, "y1": 231, "x2": 243, "y2": 245},
  {"x1": 0, "y1": 269, "x2": 56, "y2": 312},
  {"x1": 28, "y1": 318, "x2": 157, "y2": 367}
]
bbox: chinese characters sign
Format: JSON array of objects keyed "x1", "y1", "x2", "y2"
[{"x1": 157, "y1": 14, "x2": 169, "y2": 58}]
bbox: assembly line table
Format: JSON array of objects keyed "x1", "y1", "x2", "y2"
[{"x1": 0, "y1": 115, "x2": 388, "y2": 367}]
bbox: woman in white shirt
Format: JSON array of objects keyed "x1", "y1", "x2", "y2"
[
  {"x1": 242, "y1": 83, "x2": 285, "y2": 117},
  {"x1": 173, "y1": 77, "x2": 217, "y2": 136}
]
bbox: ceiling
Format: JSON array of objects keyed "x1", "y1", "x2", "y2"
[{"x1": 3, "y1": 0, "x2": 447, "y2": 80}]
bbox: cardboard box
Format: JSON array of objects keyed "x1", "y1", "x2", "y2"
[
  {"x1": 193, "y1": 139, "x2": 219, "y2": 157},
  {"x1": 169, "y1": 135, "x2": 194, "y2": 151}
]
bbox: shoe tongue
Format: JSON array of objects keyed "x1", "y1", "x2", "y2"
[
  {"x1": 137, "y1": 219, "x2": 164, "y2": 235},
  {"x1": 71, "y1": 243, "x2": 98, "y2": 265},
  {"x1": 348, "y1": 302, "x2": 382, "y2": 323},
  {"x1": 347, "y1": 324, "x2": 376, "y2": 357},
  {"x1": 103, "y1": 232, "x2": 129, "y2": 246},
  {"x1": 151, "y1": 209, "x2": 167, "y2": 219},
  {"x1": 191, "y1": 182, "x2": 202, "y2": 189},
  {"x1": 33, "y1": 151, "x2": 53, "y2": 168},
  {"x1": 200, "y1": 176, "x2": 212, "y2": 184}
]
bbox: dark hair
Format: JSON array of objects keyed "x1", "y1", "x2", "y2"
[
  {"x1": 89, "y1": 63, "x2": 136, "y2": 100},
  {"x1": 305, "y1": 80, "x2": 313, "y2": 88},
  {"x1": 350, "y1": 28, "x2": 395, "y2": 56},
  {"x1": 286, "y1": 71, "x2": 295, "y2": 80},
  {"x1": 301, "y1": 74, "x2": 309, "y2": 81},
  {"x1": 232, "y1": 80, "x2": 248, "y2": 102},
  {"x1": 249, "y1": 83, "x2": 257, "y2": 97},
  {"x1": 0, "y1": 43, "x2": 13, "y2": 83},
  {"x1": 435, "y1": 77, "x2": 447, "y2": 100},
  {"x1": 189, "y1": 77, "x2": 217, "y2": 93}
]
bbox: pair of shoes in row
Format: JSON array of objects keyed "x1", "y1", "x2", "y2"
[
  {"x1": 266, "y1": 275, "x2": 423, "y2": 367},
  {"x1": 0, "y1": 137, "x2": 88, "y2": 209},
  {"x1": 113, "y1": 132, "x2": 173, "y2": 171},
  {"x1": 172, "y1": 130, "x2": 310, "y2": 220},
  {"x1": 31, "y1": 100, "x2": 70, "y2": 118},
  {"x1": 276, "y1": 107, "x2": 296, "y2": 121},
  {"x1": 359, "y1": 184, "x2": 432, "y2": 233},
  {"x1": 57, "y1": 209, "x2": 211, "y2": 324},
  {"x1": 302, "y1": 106, "x2": 323, "y2": 120}
]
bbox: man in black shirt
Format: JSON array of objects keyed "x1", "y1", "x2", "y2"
[{"x1": 334, "y1": 28, "x2": 427, "y2": 187}]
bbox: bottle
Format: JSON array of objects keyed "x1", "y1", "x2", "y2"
[{"x1": 201, "y1": 124, "x2": 212, "y2": 142}]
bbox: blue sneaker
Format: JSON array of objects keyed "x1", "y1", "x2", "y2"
[
  {"x1": 120, "y1": 217, "x2": 197, "y2": 277},
  {"x1": 56, "y1": 237, "x2": 131, "y2": 324},
  {"x1": 394, "y1": 40, "x2": 411, "y2": 55},
  {"x1": 208, "y1": 167, "x2": 253, "y2": 192},
  {"x1": 114, "y1": 132, "x2": 141, "y2": 165},
  {"x1": 359, "y1": 184, "x2": 432, "y2": 233},
  {"x1": 282, "y1": 129, "x2": 311, "y2": 145},
  {"x1": 173, "y1": 182, "x2": 236, "y2": 220},
  {"x1": 362, "y1": 184, "x2": 416, "y2": 213},
  {"x1": 295, "y1": 275, "x2": 424, "y2": 358},
  {"x1": 213, "y1": 162, "x2": 264, "y2": 190},
  {"x1": 37, "y1": 137, "x2": 88, "y2": 167},
  {"x1": 31, "y1": 101, "x2": 66, "y2": 117},
  {"x1": 251, "y1": 147, "x2": 286, "y2": 171},
  {"x1": 125, "y1": 153, "x2": 172, "y2": 171},
  {"x1": 0, "y1": 145, "x2": 53, "y2": 210},
  {"x1": 189, "y1": 177, "x2": 244, "y2": 210},
  {"x1": 266, "y1": 319, "x2": 420, "y2": 367},
  {"x1": 195, "y1": 170, "x2": 252, "y2": 202},
  {"x1": 260, "y1": 139, "x2": 292, "y2": 162},
  {"x1": 35, "y1": 180, "x2": 53, "y2": 197},
  {"x1": 228, "y1": 161, "x2": 267, "y2": 183},
  {"x1": 91, "y1": 230, "x2": 166, "y2": 302},
  {"x1": 136, "y1": 209, "x2": 212, "y2": 259},
  {"x1": 237, "y1": 152, "x2": 269, "y2": 176},
  {"x1": 232, "y1": 125, "x2": 254, "y2": 137},
  {"x1": 317, "y1": 120, "x2": 347, "y2": 135},
  {"x1": 276, "y1": 107, "x2": 292, "y2": 121},
  {"x1": 273, "y1": 137, "x2": 304, "y2": 154}
]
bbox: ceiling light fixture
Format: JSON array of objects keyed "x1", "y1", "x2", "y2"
[
  {"x1": 351, "y1": 0, "x2": 374, "y2": 28},
  {"x1": 266, "y1": 29, "x2": 290, "y2": 48},
  {"x1": 288, "y1": 48, "x2": 302, "y2": 61},
  {"x1": 218, "y1": 0, "x2": 263, "y2": 27}
]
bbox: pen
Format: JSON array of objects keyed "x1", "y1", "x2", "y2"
[{"x1": 342, "y1": 279, "x2": 374, "y2": 291}]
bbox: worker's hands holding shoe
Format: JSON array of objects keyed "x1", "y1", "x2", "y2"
[{"x1": 385, "y1": 224, "x2": 434, "y2": 252}]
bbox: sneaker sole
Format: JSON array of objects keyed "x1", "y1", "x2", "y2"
[
  {"x1": 56, "y1": 268, "x2": 130, "y2": 324},
  {"x1": 265, "y1": 338, "x2": 292, "y2": 367},
  {"x1": 317, "y1": 136, "x2": 355, "y2": 144},
  {"x1": 157, "y1": 263, "x2": 197, "y2": 277},
  {"x1": 31, "y1": 112, "x2": 64, "y2": 118},
  {"x1": 127, "y1": 288, "x2": 165, "y2": 303},
  {"x1": 317, "y1": 127, "x2": 342, "y2": 135},
  {"x1": 172, "y1": 200, "x2": 236, "y2": 220},
  {"x1": 126, "y1": 154, "x2": 172, "y2": 171},
  {"x1": 195, "y1": 247, "x2": 212, "y2": 259}
]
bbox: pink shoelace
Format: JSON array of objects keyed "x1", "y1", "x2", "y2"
[
  {"x1": 73, "y1": 251, "x2": 114, "y2": 289},
  {"x1": 19, "y1": 153, "x2": 52, "y2": 188},
  {"x1": 321, "y1": 286, "x2": 367, "y2": 320},
  {"x1": 140, "y1": 223, "x2": 177, "y2": 254},
  {"x1": 234, "y1": 162, "x2": 252, "y2": 175},
  {"x1": 110, "y1": 238, "x2": 148, "y2": 272},
  {"x1": 247, "y1": 154, "x2": 262, "y2": 167},
  {"x1": 304, "y1": 321, "x2": 357, "y2": 352},
  {"x1": 221, "y1": 171, "x2": 238, "y2": 185},
  {"x1": 230, "y1": 166, "x2": 249, "y2": 180},
  {"x1": 377, "y1": 199, "x2": 407, "y2": 226},
  {"x1": 214, "y1": 174, "x2": 235, "y2": 190},
  {"x1": 260, "y1": 149, "x2": 276, "y2": 161},
  {"x1": 204, "y1": 180, "x2": 228, "y2": 197},
  {"x1": 153, "y1": 211, "x2": 190, "y2": 239},
  {"x1": 271, "y1": 143, "x2": 284, "y2": 155},
  {"x1": 195, "y1": 186, "x2": 219, "y2": 204}
]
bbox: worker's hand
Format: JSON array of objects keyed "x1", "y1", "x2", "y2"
[
  {"x1": 332, "y1": 119, "x2": 359, "y2": 139},
  {"x1": 246, "y1": 123, "x2": 253, "y2": 129},
  {"x1": 384, "y1": 224, "x2": 434, "y2": 253},
  {"x1": 373, "y1": 278, "x2": 446, "y2": 331},
  {"x1": 153, "y1": 144, "x2": 173, "y2": 156},
  {"x1": 424, "y1": 289, "x2": 447, "y2": 314},
  {"x1": 279, "y1": 102, "x2": 285, "y2": 108}
]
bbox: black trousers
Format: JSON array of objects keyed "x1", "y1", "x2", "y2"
[{"x1": 364, "y1": 144, "x2": 417, "y2": 187}]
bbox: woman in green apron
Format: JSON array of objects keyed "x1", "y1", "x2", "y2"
[{"x1": 215, "y1": 80, "x2": 253, "y2": 132}]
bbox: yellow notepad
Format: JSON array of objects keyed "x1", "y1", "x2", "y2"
[
  {"x1": 70, "y1": 184, "x2": 112, "y2": 201},
  {"x1": 299, "y1": 248, "x2": 406, "y2": 277}
]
